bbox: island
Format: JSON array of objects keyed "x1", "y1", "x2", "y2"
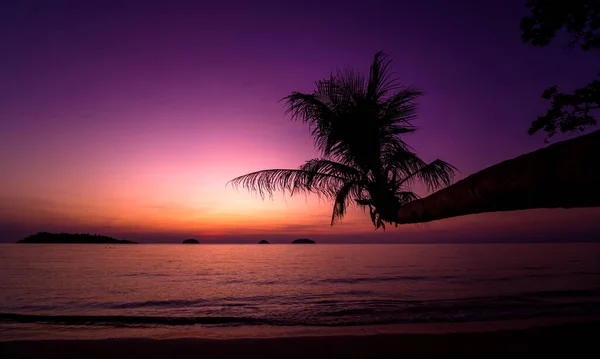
[
  {"x1": 17, "y1": 232, "x2": 137, "y2": 244},
  {"x1": 291, "y1": 238, "x2": 315, "y2": 244},
  {"x1": 258, "y1": 240, "x2": 270, "y2": 244},
  {"x1": 182, "y1": 239, "x2": 200, "y2": 244}
]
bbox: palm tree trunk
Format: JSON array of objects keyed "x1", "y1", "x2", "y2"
[{"x1": 396, "y1": 130, "x2": 600, "y2": 224}]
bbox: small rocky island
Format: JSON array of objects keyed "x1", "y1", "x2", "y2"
[
  {"x1": 182, "y1": 239, "x2": 200, "y2": 244},
  {"x1": 18, "y1": 232, "x2": 136, "y2": 244},
  {"x1": 291, "y1": 238, "x2": 315, "y2": 244},
  {"x1": 258, "y1": 240, "x2": 270, "y2": 244}
]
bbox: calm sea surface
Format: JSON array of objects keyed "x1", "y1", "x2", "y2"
[{"x1": 1, "y1": 243, "x2": 599, "y2": 340}]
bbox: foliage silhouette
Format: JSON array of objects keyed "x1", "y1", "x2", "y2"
[
  {"x1": 521, "y1": 0, "x2": 600, "y2": 50},
  {"x1": 229, "y1": 52, "x2": 456, "y2": 229},
  {"x1": 521, "y1": 0, "x2": 600, "y2": 141}
]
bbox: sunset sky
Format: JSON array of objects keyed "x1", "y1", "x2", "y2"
[{"x1": 1, "y1": 0, "x2": 599, "y2": 243}]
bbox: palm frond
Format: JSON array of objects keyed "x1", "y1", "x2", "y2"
[
  {"x1": 378, "y1": 87, "x2": 422, "y2": 155},
  {"x1": 376, "y1": 217, "x2": 386, "y2": 230},
  {"x1": 283, "y1": 92, "x2": 336, "y2": 155},
  {"x1": 228, "y1": 168, "x2": 345, "y2": 199},
  {"x1": 396, "y1": 191, "x2": 420, "y2": 204},
  {"x1": 299, "y1": 158, "x2": 362, "y2": 181},
  {"x1": 396, "y1": 159, "x2": 458, "y2": 193},
  {"x1": 331, "y1": 181, "x2": 361, "y2": 225},
  {"x1": 367, "y1": 51, "x2": 398, "y2": 100},
  {"x1": 384, "y1": 147, "x2": 428, "y2": 179},
  {"x1": 336, "y1": 68, "x2": 366, "y2": 102},
  {"x1": 355, "y1": 198, "x2": 374, "y2": 206}
]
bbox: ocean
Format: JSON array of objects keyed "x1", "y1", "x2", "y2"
[{"x1": 1, "y1": 243, "x2": 599, "y2": 340}]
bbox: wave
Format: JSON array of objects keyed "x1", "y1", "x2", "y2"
[
  {"x1": 106, "y1": 287, "x2": 600, "y2": 309},
  {"x1": 4, "y1": 287, "x2": 600, "y2": 328},
  {"x1": 0, "y1": 313, "x2": 268, "y2": 326},
  {"x1": 321, "y1": 275, "x2": 458, "y2": 284},
  {"x1": 108, "y1": 269, "x2": 599, "y2": 287},
  {"x1": 523, "y1": 288, "x2": 600, "y2": 299},
  {"x1": 111, "y1": 299, "x2": 208, "y2": 309},
  {"x1": 3, "y1": 288, "x2": 600, "y2": 327},
  {"x1": 311, "y1": 271, "x2": 598, "y2": 285},
  {"x1": 3, "y1": 301, "x2": 599, "y2": 328}
]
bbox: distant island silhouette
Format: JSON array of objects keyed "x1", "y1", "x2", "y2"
[
  {"x1": 182, "y1": 239, "x2": 199, "y2": 244},
  {"x1": 18, "y1": 232, "x2": 137, "y2": 244},
  {"x1": 291, "y1": 238, "x2": 315, "y2": 244},
  {"x1": 258, "y1": 240, "x2": 270, "y2": 244}
]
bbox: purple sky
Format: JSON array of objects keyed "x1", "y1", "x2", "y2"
[{"x1": 1, "y1": 0, "x2": 599, "y2": 243}]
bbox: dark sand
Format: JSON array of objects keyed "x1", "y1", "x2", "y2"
[{"x1": 1, "y1": 321, "x2": 598, "y2": 359}]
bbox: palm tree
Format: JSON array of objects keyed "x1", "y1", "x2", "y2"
[{"x1": 229, "y1": 52, "x2": 457, "y2": 229}]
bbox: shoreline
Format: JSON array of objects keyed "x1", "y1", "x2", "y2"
[
  {"x1": 1, "y1": 315, "x2": 599, "y2": 341},
  {"x1": 1, "y1": 320, "x2": 599, "y2": 358}
]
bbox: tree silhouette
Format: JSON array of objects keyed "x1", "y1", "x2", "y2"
[
  {"x1": 229, "y1": 52, "x2": 456, "y2": 229},
  {"x1": 521, "y1": 0, "x2": 600, "y2": 142}
]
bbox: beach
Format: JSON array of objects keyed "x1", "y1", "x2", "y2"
[{"x1": 2, "y1": 320, "x2": 598, "y2": 358}]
